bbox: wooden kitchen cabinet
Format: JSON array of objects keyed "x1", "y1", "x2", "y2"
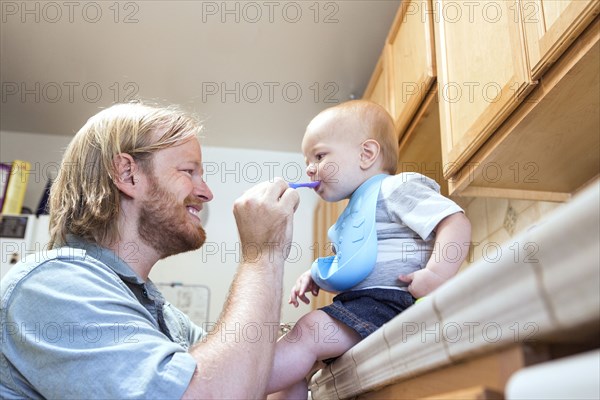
[
  {"x1": 361, "y1": 1, "x2": 599, "y2": 202},
  {"x1": 364, "y1": 0, "x2": 446, "y2": 191},
  {"x1": 521, "y1": 0, "x2": 600, "y2": 79},
  {"x1": 434, "y1": 0, "x2": 535, "y2": 179},
  {"x1": 363, "y1": 49, "x2": 392, "y2": 118},
  {"x1": 388, "y1": 0, "x2": 436, "y2": 140},
  {"x1": 450, "y1": 17, "x2": 599, "y2": 201},
  {"x1": 311, "y1": 199, "x2": 347, "y2": 309},
  {"x1": 397, "y1": 86, "x2": 448, "y2": 197}
]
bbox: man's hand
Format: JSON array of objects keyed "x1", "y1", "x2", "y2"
[
  {"x1": 184, "y1": 179, "x2": 300, "y2": 399},
  {"x1": 233, "y1": 178, "x2": 300, "y2": 265},
  {"x1": 289, "y1": 270, "x2": 320, "y2": 307}
]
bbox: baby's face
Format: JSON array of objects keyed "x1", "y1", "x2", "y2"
[{"x1": 302, "y1": 112, "x2": 366, "y2": 202}]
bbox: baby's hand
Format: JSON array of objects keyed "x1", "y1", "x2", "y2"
[
  {"x1": 289, "y1": 270, "x2": 320, "y2": 307},
  {"x1": 398, "y1": 269, "x2": 446, "y2": 299}
]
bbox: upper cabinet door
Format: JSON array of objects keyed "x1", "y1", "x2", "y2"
[
  {"x1": 388, "y1": 0, "x2": 436, "y2": 140},
  {"x1": 522, "y1": 0, "x2": 600, "y2": 79},
  {"x1": 363, "y1": 48, "x2": 392, "y2": 117},
  {"x1": 434, "y1": 0, "x2": 535, "y2": 178}
]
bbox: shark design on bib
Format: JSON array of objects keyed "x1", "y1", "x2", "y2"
[{"x1": 311, "y1": 174, "x2": 389, "y2": 292}]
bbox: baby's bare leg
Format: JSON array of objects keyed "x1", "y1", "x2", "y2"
[{"x1": 266, "y1": 310, "x2": 361, "y2": 397}]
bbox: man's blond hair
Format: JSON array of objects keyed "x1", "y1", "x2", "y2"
[{"x1": 49, "y1": 102, "x2": 202, "y2": 248}]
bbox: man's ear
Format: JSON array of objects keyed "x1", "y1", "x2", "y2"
[
  {"x1": 359, "y1": 139, "x2": 381, "y2": 170},
  {"x1": 113, "y1": 153, "x2": 140, "y2": 198}
]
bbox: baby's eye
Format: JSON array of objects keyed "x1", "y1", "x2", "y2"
[{"x1": 315, "y1": 153, "x2": 325, "y2": 161}]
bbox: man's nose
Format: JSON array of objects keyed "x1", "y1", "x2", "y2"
[{"x1": 195, "y1": 180, "x2": 213, "y2": 202}]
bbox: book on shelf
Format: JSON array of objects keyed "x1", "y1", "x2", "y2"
[
  {"x1": 1, "y1": 160, "x2": 31, "y2": 215},
  {"x1": 0, "y1": 163, "x2": 11, "y2": 212},
  {"x1": 36, "y1": 177, "x2": 52, "y2": 216}
]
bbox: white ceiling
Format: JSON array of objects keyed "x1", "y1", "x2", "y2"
[{"x1": 0, "y1": 1, "x2": 400, "y2": 152}]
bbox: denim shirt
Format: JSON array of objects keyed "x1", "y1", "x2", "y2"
[{"x1": 1, "y1": 236, "x2": 204, "y2": 399}]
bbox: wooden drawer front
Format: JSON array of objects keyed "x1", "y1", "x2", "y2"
[
  {"x1": 389, "y1": 0, "x2": 436, "y2": 139},
  {"x1": 522, "y1": 0, "x2": 600, "y2": 79},
  {"x1": 434, "y1": 0, "x2": 534, "y2": 178}
]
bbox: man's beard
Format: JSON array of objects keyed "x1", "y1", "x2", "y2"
[{"x1": 137, "y1": 175, "x2": 206, "y2": 259}]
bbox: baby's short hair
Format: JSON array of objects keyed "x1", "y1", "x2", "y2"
[{"x1": 324, "y1": 100, "x2": 398, "y2": 174}]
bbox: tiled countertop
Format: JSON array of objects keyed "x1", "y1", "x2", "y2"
[{"x1": 310, "y1": 182, "x2": 600, "y2": 399}]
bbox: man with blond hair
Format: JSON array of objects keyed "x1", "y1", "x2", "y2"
[{"x1": 1, "y1": 102, "x2": 300, "y2": 399}]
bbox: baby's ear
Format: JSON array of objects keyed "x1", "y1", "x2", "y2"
[{"x1": 359, "y1": 139, "x2": 381, "y2": 170}]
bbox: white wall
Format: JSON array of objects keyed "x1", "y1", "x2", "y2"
[{"x1": 1, "y1": 131, "x2": 317, "y2": 323}]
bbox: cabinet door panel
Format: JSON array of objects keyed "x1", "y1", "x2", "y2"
[
  {"x1": 523, "y1": 0, "x2": 600, "y2": 79},
  {"x1": 312, "y1": 199, "x2": 347, "y2": 309},
  {"x1": 363, "y1": 49, "x2": 392, "y2": 117},
  {"x1": 369, "y1": 69, "x2": 388, "y2": 111},
  {"x1": 389, "y1": 0, "x2": 436, "y2": 139},
  {"x1": 434, "y1": 0, "x2": 533, "y2": 178}
]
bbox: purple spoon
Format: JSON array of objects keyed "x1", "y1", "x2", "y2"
[{"x1": 288, "y1": 181, "x2": 320, "y2": 189}]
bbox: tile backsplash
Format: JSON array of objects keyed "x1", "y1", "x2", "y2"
[{"x1": 455, "y1": 196, "x2": 562, "y2": 269}]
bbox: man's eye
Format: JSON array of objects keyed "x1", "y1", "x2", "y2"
[{"x1": 182, "y1": 169, "x2": 194, "y2": 175}]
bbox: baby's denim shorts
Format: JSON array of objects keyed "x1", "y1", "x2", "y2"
[{"x1": 320, "y1": 288, "x2": 415, "y2": 339}]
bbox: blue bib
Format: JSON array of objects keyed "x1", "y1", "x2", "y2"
[{"x1": 311, "y1": 174, "x2": 388, "y2": 292}]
